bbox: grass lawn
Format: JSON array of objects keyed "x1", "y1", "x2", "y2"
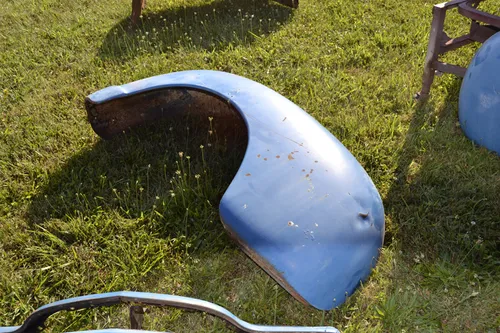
[{"x1": 1, "y1": 0, "x2": 499, "y2": 331}]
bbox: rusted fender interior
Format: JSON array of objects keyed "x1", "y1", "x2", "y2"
[{"x1": 85, "y1": 70, "x2": 385, "y2": 310}]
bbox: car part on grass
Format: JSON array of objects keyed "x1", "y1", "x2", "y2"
[
  {"x1": 459, "y1": 31, "x2": 500, "y2": 155},
  {"x1": 130, "y1": 0, "x2": 299, "y2": 25},
  {"x1": 0, "y1": 291, "x2": 339, "y2": 333},
  {"x1": 416, "y1": 0, "x2": 500, "y2": 99},
  {"x1": 85, "y1": 70, "x2": 385, "y2": 310}
]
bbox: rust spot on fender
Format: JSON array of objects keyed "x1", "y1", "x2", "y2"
[
  {"x1": 276, "y1": 155, "x2": 281, "y2": 159},
  {"x1": 288, "y1": 154, "x2": 294, "y2": 160},
  {"x1": 245, "y1": 173, "x2": 251, "y2": 176}
]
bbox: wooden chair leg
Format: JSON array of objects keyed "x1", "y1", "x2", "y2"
[
  {"x1": 273, "y1": 0, "x2": 299, "y2": 8},
  {"x1": 416, "y1": 4, "x2": 448, "y2": 99},
  {"x1": 131, "y1": 0, "x2": 145, "y2": 25}
]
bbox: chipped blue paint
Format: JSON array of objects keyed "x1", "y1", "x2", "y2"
[
  {"x1": 87, "y1": 70, "x2": 385, "y2": 310},
  {"x1": 459, "y1": 32, "x2": 500, "y2": 155}
]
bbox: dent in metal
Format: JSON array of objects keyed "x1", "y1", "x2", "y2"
[{"x1": 84, "y1": 70, "x2": 385, "y2": 310}]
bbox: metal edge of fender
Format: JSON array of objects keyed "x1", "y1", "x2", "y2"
[{"x1": 0, "y1": 291, "x2": 339, "y2": 333}]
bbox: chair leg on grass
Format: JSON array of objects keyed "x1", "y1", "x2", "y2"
[
  {"x1": 273, "y1": 0, "x2": 299, "y2": 8},
  {"x1": 417, "y1": 4, "x2": 448, "y2": 100},
  {"x1": 131, "y1": 0, "x2": 145, "y2": 25},
  {"x1": 129, "y1": 305, "x2": 145, "y2": 329}
]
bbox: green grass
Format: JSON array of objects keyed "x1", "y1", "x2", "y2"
[{"x1": 1, "y1": 0, "x2": 499, "y2": 331}]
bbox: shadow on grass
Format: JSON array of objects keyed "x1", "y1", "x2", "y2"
[
  {"x1": 98, "y1": 0, "x2": 294, "y2": 60},
  {"x1": 27, "y1": 113, "x2": 248, "y2": 252},
  {"x1": 384, "y1": 78, "x2": 499, "y2": 268}
]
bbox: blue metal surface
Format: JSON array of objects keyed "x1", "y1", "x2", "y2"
[
  {"x1": 0, "y1": 291, "x2": 339, "y2": 333},
  {"x1": 87, "y1": 70, "x2": 385, "y2": 310},
  {"x1": 459, "y1": 32, "x2": 500, "y2": 155}
]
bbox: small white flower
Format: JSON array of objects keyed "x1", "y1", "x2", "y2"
[{"x1": 471, "y1": 221, "x2": 476, "y2": 226}]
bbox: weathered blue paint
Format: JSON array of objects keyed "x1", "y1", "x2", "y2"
[
  {"x1": 0, "y1": 291, "x2": 339, "y2": 333},
  {"x1": 459, "y1": 32, "x2": 500, "y2": 155},
  {"x1": 87, "y1": 70, "x2": 385, "y2": 310}
]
